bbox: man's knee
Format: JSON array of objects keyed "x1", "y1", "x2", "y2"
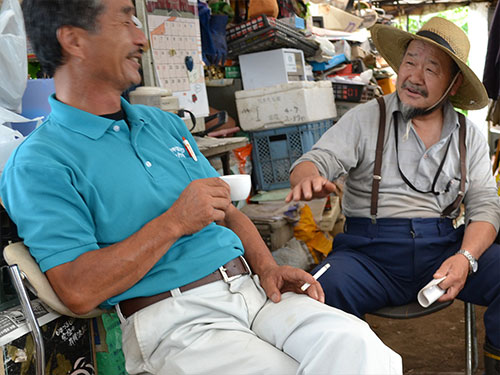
[{"x1": 319, "y1": 267, "x2": 363, "y2": 314}]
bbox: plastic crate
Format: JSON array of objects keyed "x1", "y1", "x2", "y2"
[
  {"x1": 332, "y1": 83, "x2": 377, "y2": 103},
  {"x1": 227, "y1": 14, "x2": 306, "y2": 43},
  {"x1": 250, "y1": 119, "x2": 335, "y2": 191},
  {"x1": 228, "y1": 29, "x2": 317, "y2": 58},
  {"x1": 226, "y1": 15, "x2": 270, "y2": 43},
  {"x1": 332, "y1": 83, "x2": 365, "y2": 102},
  {"x1": 361, "y1": 85, "x2": 377, "y2": 102},
  {"x1": 227, "y1": 15, "x2": 318, "y2": 58}
]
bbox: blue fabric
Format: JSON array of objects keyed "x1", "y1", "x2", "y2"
[
  {"x1": 0, "y1": 95, "x2": 244, "y2": 309},
  {"x1": 198, "y1": 1, "x2": 228, "y2": 66},
  {"x1": 313, "y1": 217, "x2": 500, "y2": 348}
]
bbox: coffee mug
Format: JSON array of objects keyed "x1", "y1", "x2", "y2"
[
  {"x1": 417, "y1": 276, "x2": 447, "y2": 308},
  {"x1": 219, "y1": 174, "x2": 251, "y2": 201}
]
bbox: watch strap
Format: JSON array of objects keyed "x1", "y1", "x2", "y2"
[{"x1": 456, "y1": 249, "x2": 478, "y2": 274}]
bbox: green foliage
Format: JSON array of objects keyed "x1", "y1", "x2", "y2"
[
  {"x1": 209, "y1": 1, "x2": 234, "y2": 22},
  {"x1": 456, "y1": 107, "x2": 468, "y2": 117},
  {"x1": 395, "y1": 6, "x2": 469, "y2": 34},
  {"x1": 28, "y1": 61, "x2": 41, "y2": 80}
]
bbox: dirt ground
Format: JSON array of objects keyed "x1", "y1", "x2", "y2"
[{"x1": 365, "y1": 302, "x2": 486, "y2": 374}]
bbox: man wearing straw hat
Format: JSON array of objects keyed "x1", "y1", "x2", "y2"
[
  {"x1": 0, "y1": 0, "x2": 404, "y2": 373},
  {"x1": 288, "y1": 17, "x2": 500, "y2": 373}
]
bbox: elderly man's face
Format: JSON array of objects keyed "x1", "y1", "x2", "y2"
[
  {"x1": 81, "y1": 0, "x2": 148, "y2": 92},
  {"x1": 396, "y1": 40, "x2": 456, "y2": 119}
]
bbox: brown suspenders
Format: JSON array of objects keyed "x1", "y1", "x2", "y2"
[
  {"x1": 371, "y1": 97, "x2": 387, "y2": 223},
  {"x1": 371, "y1": 97, "x2": 467, "y2": 222}
]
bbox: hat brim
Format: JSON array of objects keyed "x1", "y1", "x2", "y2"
[{"x1": 370, "y1": 24, "x2": 488, "y2": 110}]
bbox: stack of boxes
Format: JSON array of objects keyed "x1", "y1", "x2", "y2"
[
  {"x1": 236, "y1": 48, "x2": 337, "y2": 191},
  {"x1": 235, "y1": 48, "x2": 338, "y2": 253}
]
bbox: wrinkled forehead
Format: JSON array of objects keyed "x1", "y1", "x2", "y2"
[{"x1": 404, "y1": 39, "x2": 454, "y2": 67}]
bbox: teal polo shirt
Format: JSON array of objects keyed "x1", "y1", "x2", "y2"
[{"x1": 0, "y1": 95, "x2": 244, "y2": 309}]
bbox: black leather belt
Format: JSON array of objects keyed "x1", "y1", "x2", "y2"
[{"x1": 119, "y1": 257, "x2": 250, "y2": 318}]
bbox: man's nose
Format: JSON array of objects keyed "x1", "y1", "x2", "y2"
[
  {"x1": 134, "y1": 27, "x2": 149, "y2": 51},
  {"x1": 409, "y1": 66, "x2": 425, "y2": 84}
]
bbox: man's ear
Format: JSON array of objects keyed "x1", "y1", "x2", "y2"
[
  {"x1": 450, "y1": 72, "x2": 463, "y2": 96},
  {"x1": 56, "y1": 25, "x2": 88, "y2": 60}
]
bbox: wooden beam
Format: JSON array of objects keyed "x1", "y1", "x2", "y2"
[{"x1": 375, "y1": 0, "x2": 494, "y2": 16}]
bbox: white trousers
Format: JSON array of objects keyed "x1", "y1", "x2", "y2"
[{"x1": 119, "y1": 274, "x2": 402, "y2": 375}]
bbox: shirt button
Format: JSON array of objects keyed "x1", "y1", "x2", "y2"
[
  {"x1": 145, "y1": 161, "x2": 152, "y2": 168},
  {"x1": 113, "y1": 125, "x2": 120, "y2": 132},
  {"x1": 423, "y1": 154, "x2": 428, "y2": 159}
]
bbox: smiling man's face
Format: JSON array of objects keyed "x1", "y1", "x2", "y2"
[
  {"x1": 396, "y1": 39, "x2": 456, "y2": 120},
  {"x1": 81, "y1": 0, "x2": 148, "y2": 92}
]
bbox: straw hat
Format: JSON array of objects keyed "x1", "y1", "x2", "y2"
[{"x1": 370, "y1": 17, "x2": 488, "y2": 110}]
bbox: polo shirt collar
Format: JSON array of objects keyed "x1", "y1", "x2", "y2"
[
  {"x1": 120, "y1": 97, "x2": 143, "y2": 125},
  {"x1": 48, "y1": 94, "x2": 144, "y2": 140}
]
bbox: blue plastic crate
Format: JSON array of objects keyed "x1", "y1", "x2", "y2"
[{"x1": 250, "y1": 119, "x2": 335, "y2": 191}]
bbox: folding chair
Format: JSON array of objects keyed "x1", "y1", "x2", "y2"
[
  {"x1": 371, "y1": 300, "x2": 478, "y2": 375},
  {"x1": 3, "y1": 241, "x2": 105, "y2": 375}
]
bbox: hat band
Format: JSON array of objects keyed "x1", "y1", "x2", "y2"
[{"x1": 416, "y1": 30, "x2": 455, "y2": 54}]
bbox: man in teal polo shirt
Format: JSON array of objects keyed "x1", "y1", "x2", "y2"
[{"x1": 0, "y1": 0, "x2": 402, "y2": 373}]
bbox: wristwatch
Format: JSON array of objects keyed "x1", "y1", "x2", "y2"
[{"x1": 456, "y1": 249, "x2": 478, "y2": 274}]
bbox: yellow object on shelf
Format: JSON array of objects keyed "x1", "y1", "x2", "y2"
[{"x1": 377, "y1": 77, "x2": 396, "y2": 95}]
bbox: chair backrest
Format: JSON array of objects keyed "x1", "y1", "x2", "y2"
[{"x1": 3, "y1": 241, "x2": 105, "y2": 318}]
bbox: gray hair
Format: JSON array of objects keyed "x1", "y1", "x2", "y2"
[{"x1": 22, "y1": 0, "x2": 106, "y2": 77}]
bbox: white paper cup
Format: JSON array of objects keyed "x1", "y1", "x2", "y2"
[
  {"x1": 417, "y1": 276, "x2": 447, "y2": 308},
  {"x1": 219, "y1": 174, "x2": 251, "y2": 201}
]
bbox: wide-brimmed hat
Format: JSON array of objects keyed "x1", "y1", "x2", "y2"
[{"x1": 370, "y1": 17, "x2": 488, "y2": 110}]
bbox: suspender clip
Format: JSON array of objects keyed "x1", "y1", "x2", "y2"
[
  {"x1": 371, "y1": 215, "x2": 377, "y2": 224},
  {"x1": 373, "y1": 175, "x2": 382, "y2": 180}
]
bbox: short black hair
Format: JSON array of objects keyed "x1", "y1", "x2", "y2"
[{"x1": 22, "y1": 0, "x2": 106, "y2": 77}]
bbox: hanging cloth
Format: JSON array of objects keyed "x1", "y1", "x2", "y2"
[{"x1": 482, "y1": 0, "x2": 500, "y2": 100}]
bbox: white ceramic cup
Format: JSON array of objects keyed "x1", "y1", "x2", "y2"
[
  {"x1": 417, "y1": 276, "x2": 447, "y2": 308},
  {"x1": 219, "y1": 174, "x2": 251, "y2": 201}
]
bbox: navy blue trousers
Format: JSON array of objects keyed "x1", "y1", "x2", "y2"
[{"x1": 312, "y1": 217, "x2": 500, "y2": 348}]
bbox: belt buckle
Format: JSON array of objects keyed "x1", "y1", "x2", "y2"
[{"x1": 219, "y1": 265, "x2": 240, "y2": 283}]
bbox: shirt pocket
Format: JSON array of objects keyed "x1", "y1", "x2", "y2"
[
  {"x1": 435, "y1": 170, "x2": 468, "y2": 210},
  {"x1": 177, "y1": 150, "x2": 218, "y2": 182}
]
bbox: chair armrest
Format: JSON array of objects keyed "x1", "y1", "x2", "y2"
[{"x1": 3, "y1": 242, "x2": 105, "y2": 318}]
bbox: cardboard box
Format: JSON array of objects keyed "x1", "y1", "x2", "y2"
[
  {"x1": 239, "y1": 48, "x2": 306, "y2": 90},
  {"x1": 351, "y1": 45, "x2": 368, "y2": 60},
  {"x1": 235, "y1": 81, "x2": 336, "y2": 131},
  {"x1": 309, "y1": 3, "x2": 363, "y2": 32}
]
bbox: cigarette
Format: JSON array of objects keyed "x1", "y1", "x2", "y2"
[{"x1": 301, "y1": 263, "x2": 331, "y2": 291}]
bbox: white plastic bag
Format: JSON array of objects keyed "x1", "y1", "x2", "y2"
[
  {"x1": 0, "y1": 0, "x2": 27, "y2": 113},
  {"x1": 309, "y1": 35, "x2": 338, "y2": 63},
  {"x1": 0, "y1": 124, "x2": 23, "y2": 174}
]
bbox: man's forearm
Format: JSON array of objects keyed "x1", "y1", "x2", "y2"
[
  {"x1": 460, "y1": 221, "x2": 497, "y2": 259},
  {"x1": 221, "y1": 205, "x2": 277, "y2": 276},
  {"x1": 46, "y1": 209, "x2": 184, "y2": 315}
]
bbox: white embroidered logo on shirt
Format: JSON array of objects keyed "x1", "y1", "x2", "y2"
[{"x1": 170, "y1": 146, "x2": 186, "y2": 158}]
